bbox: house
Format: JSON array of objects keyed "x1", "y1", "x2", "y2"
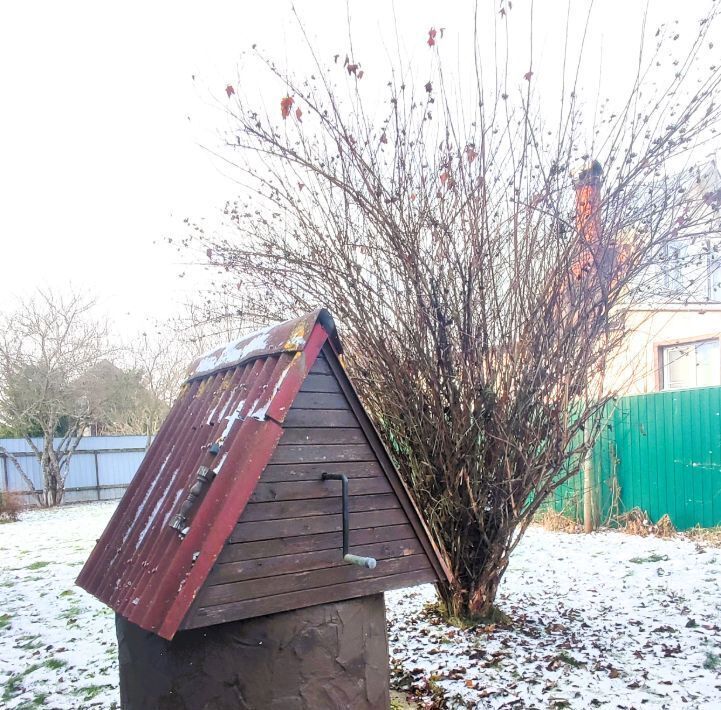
[{"x1": 603, "y1": 159, "x2": 721, "y2": 394}]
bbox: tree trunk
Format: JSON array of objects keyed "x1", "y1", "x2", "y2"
[
  {"x1": 435, "y1": 530, "x2": 512, "y2": 622},
  {"x1": 41, "y1": 439, "x2": 63, "y2": 507}
]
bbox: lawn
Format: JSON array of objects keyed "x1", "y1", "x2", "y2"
[{"x1": 1, "y1": 502, "x2": 720, "y2": 708}]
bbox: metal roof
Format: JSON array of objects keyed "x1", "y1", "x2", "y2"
[{"x1": 76, "y1": 309, "x2": 335, "y2": 639}]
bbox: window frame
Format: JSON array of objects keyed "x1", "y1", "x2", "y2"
[{"x1": 655, "y1": 334, "x2": 721, "y2": 391}]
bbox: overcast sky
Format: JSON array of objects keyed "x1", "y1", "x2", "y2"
[{"x1": 1, "y1": 0, "x2": 717, "y2": 336}]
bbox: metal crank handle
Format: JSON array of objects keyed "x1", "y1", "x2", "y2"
[
  {"x1": 322, "y1": 471, "x2": 378, "y2": 569},
  {"x1": 343, "y1": 553, "x2": 377, "y2": 569}
]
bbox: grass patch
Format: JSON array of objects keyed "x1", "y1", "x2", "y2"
[
  {"x1": 43, "y1": 658, "x2": 67, "y2": 670},
  {"x1": 703, "y1": 652, "x2": 721, "y2": 670},
  {"x1": 0, "y1": 613, "x2": 12, "y2": 631},
  {"x1": 630, "y1": 553, "x2": 669, "y2": 564},
  {"x1": 60, "y1": 605, "x2": 83, "y2": 619},
  {"x1": 15, "y1": 634, "x2": 43, "y2": 650},
  {"x1": 2, "y1": 663, "x2": 42, "y2": 701},
  {"x1": 557, "y1": 651, "x2": 585, "y2": 668},
  {"x1": 3, "y1": 674, "x2": 24, "y2": 702},
  {"x1": 58, "y1": 589, "x2": 75, "y2": 598},
  {"x1": 73, "y1": 684, "x2": 114, "y2": 702},
  {"x1": 25, "y1": 561, "x2": 50, "y2": 571},
  {"x1": 15, "y1": 692, "x2": 49, "y2": 709},
  {"x1": 423, "y1": 599, "x2": 512, "y2": 629}
]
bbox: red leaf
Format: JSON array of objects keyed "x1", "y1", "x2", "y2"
[
  {"x1": 427, "y1": 28, "x2": 437, "y2": 47},
  {"x1": 357, "y1": 70, "x2": 364, "y2": 79},
  {"x1": 297, "y1": 182, "x2": 305, "y2": 191},
  {"x1": 295, "y1": 106, "x2": 303, "y2": 122},
  {"x1": 410, "y1": 193, "x2": 417, "y2": 201},
  {"x1": 347, "y1": 63, "x2": 358, "y2": 75},
  {"x1": 425, "y1": 81, "x2": 433, "y2": 93},
  {"x1": 440, "y1": 171, "x2": 449, "y2": 185},
  {"x1": 281, "y1": 96, "x2": 294, "y2": 119},
  {"x1": 466, "y1": 146, "x2": 478, "y2": 163},
  {"x1": 380, "y1": 132, "x2": 388, "y2": 144},
  {"x1": 524, "y1": 70, "x2": 533, "y2": 81},
  {"x1": 225, "y1": 85, "x2": 235, "y2": 98},
  {"x1": 206, "y1": 248, "x2": 213, "y2": 259}
]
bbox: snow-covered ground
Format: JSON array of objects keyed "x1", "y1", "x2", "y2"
[
  {"x1": 0, "y1": 502, "x2": 119, "y2": 709},
  {"x1": 388, "y1": 530, "x2": 721, "y2": 708},
  {"x1": 1, "y1": 503, "x2": 720, "y2": 709}
]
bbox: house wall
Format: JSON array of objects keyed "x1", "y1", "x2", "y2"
[
  {"x1": 604, "y1": 306, "x2": 721, "y2": 395},
  {"x1": 184, "y1": 350, "x2": 437, "y2": 629}
]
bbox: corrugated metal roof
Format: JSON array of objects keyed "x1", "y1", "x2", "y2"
[{"x1": 76, "y1": 310, "x2": 333, "y2": 639}]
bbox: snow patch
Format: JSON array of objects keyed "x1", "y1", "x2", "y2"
[
  {"x1": 190, "y1": 326, "x2": 275, "y2": 377},
  {"x1": 216, "y1": 398, "x2": 246, "y2": 445},
  {"x1": 212, "y1": 452, "x2": 229, "y2": 474},
  {"x1": 248, "y1": 361, "x2": 294, "y2": 421}
]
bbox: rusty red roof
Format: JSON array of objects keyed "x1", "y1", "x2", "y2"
[{"x1": 76, "y1": 309, "x2": 338, "y2": 639}]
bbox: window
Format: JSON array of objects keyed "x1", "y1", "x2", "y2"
[
  {"x1": 660, "y1": 339, "x2": 721, "y2": 390},
  {"x1": 664, "y1": 238, "x2": 721, "y2": 302}
]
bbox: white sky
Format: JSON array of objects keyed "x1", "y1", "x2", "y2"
[{"x1": 0, "y1": 0, "x2": 717, "y2": 336}]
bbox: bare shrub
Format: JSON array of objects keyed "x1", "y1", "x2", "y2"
[
  {"x1": 686, "y1": 526, "x2": 721, "y2": 547},
  {"x1": 189, "y1": 6, "x2": 721, "y2": 619},
  {"x1": 0, "y1": 491, "x2": 21, "y2": 523},
  {"x1": 535, "y1": 509, "x2": 582, "y2": 534},
  {"x1": 614, "y1": 508, "x2": 676, "y2": 538}
]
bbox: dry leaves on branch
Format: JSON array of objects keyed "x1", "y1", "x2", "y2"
[{"x1": 280, "y1": 95, "x2": 294, "y2": 119}]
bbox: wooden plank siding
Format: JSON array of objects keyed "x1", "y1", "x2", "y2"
[{"x1": 183, "y1": 352, "x2": 437, "y2": 628}]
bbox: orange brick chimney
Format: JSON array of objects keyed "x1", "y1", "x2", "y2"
[{"x1": 571, "y1": 160, "x2": 604, "y2": 280}]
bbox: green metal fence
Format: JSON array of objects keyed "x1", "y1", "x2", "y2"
[{"x1": 550, "y1": 386, "x2": 721, "y2": 530}]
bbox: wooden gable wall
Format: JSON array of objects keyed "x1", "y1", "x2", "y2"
[{"x1": 183, "y1": 346, "x2": 437, "y2": 629}]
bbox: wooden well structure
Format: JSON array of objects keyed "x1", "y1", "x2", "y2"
[{"x1": 77, "y1": 309, "x2": 449, "y2": 709}]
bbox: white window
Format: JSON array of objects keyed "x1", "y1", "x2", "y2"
[
  {"x1": 664, "y1": 238, "x2": 721, "y2": 302},
  {"x1": 660, "y1": 339, "x2": 721, "y2": 390}
]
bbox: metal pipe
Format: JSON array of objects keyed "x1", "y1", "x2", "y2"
[{"x1": 322, "y1": 472, "x2": 377, "y2": 569}]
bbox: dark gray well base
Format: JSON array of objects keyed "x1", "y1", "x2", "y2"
[{"x1": 116, "y1": 594, "x2": 390, "y2": 710}]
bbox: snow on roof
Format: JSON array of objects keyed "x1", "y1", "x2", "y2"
[{"x1": 187, "y1": 309, "x2": 343, "y2": 380}]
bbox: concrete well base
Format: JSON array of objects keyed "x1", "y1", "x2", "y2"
[{"x1": 116, "y1": 593, "x2": 390, "y2": 710}]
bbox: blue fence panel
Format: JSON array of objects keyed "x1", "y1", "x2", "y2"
[{"x1": 0, "y1": 435, "x2": 150, "y2": 505}]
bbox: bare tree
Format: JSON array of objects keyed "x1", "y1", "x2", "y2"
[
  {"x1": 189, "y1": 6, "x2": 721, "y2": 619},
  {"x1": 0, "y1": 291, "x2": 108, "y2": 506},
  {"x1": 125, "y1": 328, "x2": 191, "y2": 447},
  {"x1": 75, "y1": 359, "x2": 161, "y2": 441}
]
